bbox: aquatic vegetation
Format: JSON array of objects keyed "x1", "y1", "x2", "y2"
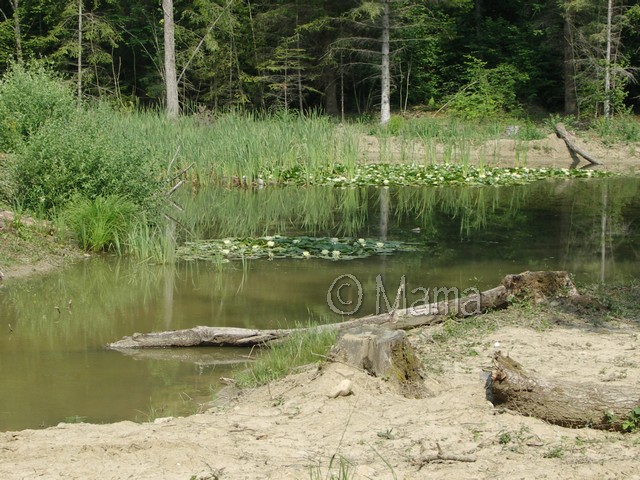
[
  {"x1": 176, "y1": 235, "x2": 418, "y2": 262},
  {"x1": 279, "y1": 163, "x2": 614, "y2": 188}
]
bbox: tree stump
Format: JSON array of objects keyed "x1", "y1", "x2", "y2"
[
  {"x1": 501, "y1": 270, "x2": 578, "y2": 304},
  {"x1": 330, "y1": 325, "x2": 425, "y2": 398},
  {"x1": 490, "y1": 352, "x2": 640, "y2": 431}
]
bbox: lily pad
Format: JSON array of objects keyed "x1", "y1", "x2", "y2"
[
  {"x1": 277, "y1": 163, "x2": 613, "y2": 188},
  {"x1": 177, "y1": 235, "x2": 418, "y2": 262}
]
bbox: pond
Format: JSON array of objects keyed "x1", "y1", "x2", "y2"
[{"x1": 1, "y1": 177, "x2": 639, "y2": 431}]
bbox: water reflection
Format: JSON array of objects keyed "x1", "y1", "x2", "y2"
[{"x1": 1, "y1": 177, "x2": 639, "y2": 430}]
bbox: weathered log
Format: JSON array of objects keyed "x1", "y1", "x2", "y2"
[
  {"x1": 490, "y1": 352, "x2": 640, "y2": 431},
  {"x1": 107, "y1": 271, "x2": 577, "y2": 350},
  {"x1": 555, "y1": 123, "x2": 603, "y2": 166},
  {"x1": 330, "y1": 325, "x2": 425, "y2": 397},
  {"x1": 108, "y1": 326, "x2": 295, "y2": 349}
]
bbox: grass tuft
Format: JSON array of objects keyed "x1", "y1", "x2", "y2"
[
  {"x1": 235, "y1": 326, "x2": 338, "y2": 388},
  {"x1": 63, "y1": 195, "x2": 139, "y2": 253}
]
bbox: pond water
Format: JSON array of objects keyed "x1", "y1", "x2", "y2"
[{"x1": 1, "y1": 177, "x2": 639, "y2": 431}]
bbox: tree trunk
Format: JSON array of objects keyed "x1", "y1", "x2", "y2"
[
  {"x1": 563, "y1": 12, "x2": 578, "y2": 116},
  {"x1": 77, "y1": 0, "x2": 82, "y2": 107},
  {"x1": 107, "y1": 271, "x2": 578, "y2": 349},
  {"x1": 380, "y1": 0, "x2": 391, "y2": 125},
  {"x1": 322, "y1": 68, "x2": 339, "y2": 116},
  {"x1": 163, "y1": 0, "x2": 179, "y2": 118},
  {"x1": 604, "y1": 0, "x2": 613, "y2": 120},
  {"x1": 9, "y1": 0, "x2": 22, "y2": 63},
  {"x1": 490, "y1": 352, "x2": 640, "y2": 431},
  {"x1": 555, "y1": 123, "x2": 602, "y2": 166},
  {"x1": 474, "y1": 0, "x2": 482, "y2": 37}
]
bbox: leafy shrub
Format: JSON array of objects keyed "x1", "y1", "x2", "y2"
[
  {"x1": 63, "y1": 195, "x2": 139, "y2": 253},
  {"x1": 15, "y1": 106, "x2": 163, "y2": 213},
  {"x1": 0, "y1": 63, "x2": 75, "y2": 152},
  {"x1": 449, "y1": 57, "x2": 528, "y2": 120},
  {"x1": 0, "y1": 153, "x2": 17, "y2": 205}
]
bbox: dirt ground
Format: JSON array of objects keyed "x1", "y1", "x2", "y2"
[
  {"x1": 1, "y1": 301, "x2": 640, "y2": 480},
  {"x1": 0, "y1": 210, "x2": 83, "y2": 281},
  {"x1": 361, "y1": 131, "x2": 640, "y2": 173}
]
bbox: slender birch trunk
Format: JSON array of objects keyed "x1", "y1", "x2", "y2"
[
  {"x1": 163, "y1": 0, "x2": 179, "y2": 118},
  {"x1": 603, "y1": 0, "x2": 613, "y2": 120},
  {"x1": 77, "y1": 0, "x2": 82, "y2": 107},
  {"x1": 380, "y1": 0, "x2": 391, "y2": 125}
]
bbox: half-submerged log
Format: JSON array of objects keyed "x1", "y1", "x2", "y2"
[
  {"x1": 555, "y1": 123, "x2": 603, "y2": 166},
  {"x1": 490, "y1": 352, "x2": 640, "y2": 431},
  {"x1": 108, "y1": 326, "x2": 295, "y2": 349},
  {"x1": 330, "y1": 325, "x2": 425, "y2": 397},
  {"x1": 107, "y1": 271, "x2": 577, "y2": 350}
]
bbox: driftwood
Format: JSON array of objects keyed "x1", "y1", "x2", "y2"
[
  {"x1": 555, "y1": 123, "x2": 602, "y2": 166},
  {"x1": 490, "y1": 352, "x2": 640, "y2": 431},
  {"x1": 107, "y1": 271, "x2": 577, "y2": 350}
]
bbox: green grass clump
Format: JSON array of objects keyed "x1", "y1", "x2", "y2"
[
  {"x1": 63, "y1": 195, "x2": 139, "y2": 253},
  {"x1": 591, "y1": 115, "x2": 640, "y2": 145},
  {"x1": 235, "y1": 327, "x2": 338, "y2": 388}
]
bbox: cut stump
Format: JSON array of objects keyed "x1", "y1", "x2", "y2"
[
  {"x1": 490, "y1": 352, "x2": 640, "y2": 431},
  {"x1": 330, "y1": 325, "x2": 425, "y2": 397}
]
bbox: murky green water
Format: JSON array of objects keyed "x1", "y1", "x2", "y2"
[{"x1": 1, "y1": 177, "x2": 639, "y2": 431}]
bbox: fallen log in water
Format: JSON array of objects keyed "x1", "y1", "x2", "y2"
[
  {"x1": 490, "y1": 352, "x2": 640, "y2": 431},
  {"x1": 107, "y1": 270, "x2": 577, "y2": 350},
  {"x1": 555, "y1": 123, "x2": 603, "y2": 166}
]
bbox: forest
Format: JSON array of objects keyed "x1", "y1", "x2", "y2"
[{"x1": 1, "y1": 0, "x2": 640, "y2": 119}]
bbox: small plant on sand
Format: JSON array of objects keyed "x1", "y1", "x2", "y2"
[
  {"x1": 308, "y1": 455, "x2": 354, "y2": 480},
  {"x1": 543, "y1": 446, "x2": 565, "y2": 459},
  {"x1": 234, "y1": 326, "x2": 337, "y2": 388},
  {"x1": 621, "y1": 406, "x2": 640, "y2": 433}
]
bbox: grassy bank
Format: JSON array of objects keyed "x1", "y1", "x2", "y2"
[{"x1": 0, "y1": 65, "x2": 634, "y2": 264}]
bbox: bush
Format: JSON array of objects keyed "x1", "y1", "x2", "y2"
[
  {"x1": 0, "y1": 63, "x2": 75, "y2": 152},
  {"x1": 63, "y1": 195, "x2": 139, "y2": 253},
  {"x1": 448, "y1": 57, "x2": 528, "y2": 120},
  {"x1": 15, "y1": 106, "x2": 163, "y2": 213},
  {"x1": 0, "y1": 153, "x2": 17, "y2": 206}
]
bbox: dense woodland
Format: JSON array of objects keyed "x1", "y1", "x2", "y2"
[{"x1": 1, "y1": 0, "x2": 639, "y2": 119}]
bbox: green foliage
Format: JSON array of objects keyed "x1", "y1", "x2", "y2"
[
  {"x1": 0, "y1": 63, "x2": 74, "y2": 152},
  {"x1": 543, "y1": 446, "x2": 565, "y2": 459},
  {"x1": 235, "y1": 327, "x2": 337, "y2": 388},
  {"x1": 448, "y1": 57, "x2": 529, "y2": 119},
  {"x1": 62, "y1": 195, "x2": 139, "y2": 253},
  {"x1": 622, "y1": 406, "x2": 640, "y2": 433},
  {"x1": 0, "y1": 153, "x2": 17, "y2": 205},
  {"x1": 591, "y1": 115, "x2": 640, "y2": 145},
  {"x1": 14, "y1": 106, "x2": 163, "y2": 213}
]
